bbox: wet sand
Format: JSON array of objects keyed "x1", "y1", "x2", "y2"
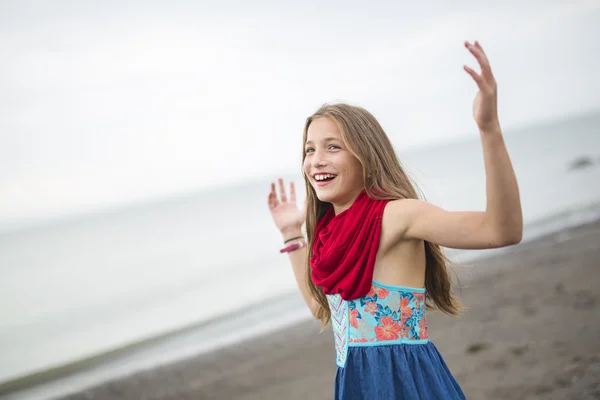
[{"x1": 60, "y1": 220, "x2": 600, "y2": 400}]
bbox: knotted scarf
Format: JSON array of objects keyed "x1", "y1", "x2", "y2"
[{"x1": 310, "y1": 189, "x2": 390, "y2": 301}]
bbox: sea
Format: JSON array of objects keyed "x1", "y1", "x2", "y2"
[{"x1": 1, "y1": 111, "x2": 600, "y2": 399}]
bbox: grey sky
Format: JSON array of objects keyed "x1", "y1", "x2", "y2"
[{"x1": 1, "y1": 0, "x2": 599, "y2": 227}]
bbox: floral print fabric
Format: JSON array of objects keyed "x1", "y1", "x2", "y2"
[
  {"x1": 348, "y1": 284, "x2": 428, "y2": 343},
  {"x1": 346, "y1": 282, "x2": 428, "y2": 343},
  {"x1": 327, "y1": 282, "x2": 428, "y2": 367}
]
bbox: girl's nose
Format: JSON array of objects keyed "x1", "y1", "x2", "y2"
[{"x1": 311, "y1": 152, "x2": 327, "y2": 167}]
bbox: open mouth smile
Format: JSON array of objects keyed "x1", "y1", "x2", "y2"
[{"x1": 313, "y1": 173, "x2": 337, "y2": 187}]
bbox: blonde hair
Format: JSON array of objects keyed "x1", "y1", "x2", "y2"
[{"x1": 302, "y1": 103, "x2": 462, "y2": 327}]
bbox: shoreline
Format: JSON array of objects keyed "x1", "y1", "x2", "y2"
[
  {"x1": 55, "y1": 218, "x2": 599, "y2": 400},
  {"x1": 0, "y1": 292, "x2": 310, "y2": 397},
  {"x1": 3, "y1": 212, "x2": 600, "y2": 399}
]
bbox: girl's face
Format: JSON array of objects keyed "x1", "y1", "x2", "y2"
[{"x1": 303, "y1": 117, "x2": 365, "y2": 214}]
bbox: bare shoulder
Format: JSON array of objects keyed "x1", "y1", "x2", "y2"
[
  {"x1": 385, "y1": 198, "x2": 427, "y2": 214},
  {"x1": 384, "y1": 198, "x2": 429, "y2": 223},
  {"x1": 381, "y1": 198, "x2": 425, "y2": 245}
]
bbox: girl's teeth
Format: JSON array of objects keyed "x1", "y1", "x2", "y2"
[{"x1": 316, "y1": 174, "x2": 335, "y2": 181}]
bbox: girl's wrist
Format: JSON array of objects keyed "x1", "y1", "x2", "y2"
[
  {"x1": 281, "y1": 226, "x2": 303, "y2": 241},
  {"x1": 284, "y1": 235, "x2": 304, "y2": 244},
  {"x1": 279, "y1": 226, "x2": 306, "y2": 254},
  {"x1": 479, "y1": 121, "x2": 502, "y2": 136}
]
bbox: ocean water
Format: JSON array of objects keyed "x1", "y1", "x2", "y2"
[{"x1": 1, "y1": 111, "x2": 600, "y2": 396}]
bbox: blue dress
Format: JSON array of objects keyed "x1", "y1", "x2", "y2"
[{"x1": 326, "y1": 280, "x2": 466, "y2": 399}]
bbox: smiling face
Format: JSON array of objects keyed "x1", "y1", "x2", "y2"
[{"x1": 303, "y1": 117, "x2": 365, "y2": 214}]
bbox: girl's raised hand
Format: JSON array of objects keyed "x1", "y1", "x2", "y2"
[
  {"x1": 463, "y1": 41, "x2": 500, "y2": 133},
  {"x1": 268, "y1": 178, "x2": 305, "y2": 234}
]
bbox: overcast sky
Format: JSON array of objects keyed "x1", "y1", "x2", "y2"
[{"x1": 1, "y1": 0, "x2": 599, "y2": 228}]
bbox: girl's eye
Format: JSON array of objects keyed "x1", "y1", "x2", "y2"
[{"x1": 304, "y1": 145, "x2": 340, "y2": 153}]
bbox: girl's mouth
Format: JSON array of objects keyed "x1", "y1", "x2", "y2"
[{"x1": 315, "y1": 176, "x2": 336, "y2": 187}]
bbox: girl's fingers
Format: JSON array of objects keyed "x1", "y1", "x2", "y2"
[
  {"x1": 474, "y1": 41, "x2": 492, "y2": 68},
  {"x1": 474, "y1": 40, "x2": 485, "y2": 55},
  {"x1": 464, "y1": 65, "x2": 484, "y2": 89},
  {"x1": 465, "y1": 42, "x2": 486, "y2": 68},
  {"x1": 268, "y1": 183, "x2": 279, "y2": 209},
  {"x1": 289, "y1": 181, "x2": 296, "y2": 203},
  {"x1": 464, "y1": 41, "x2": 492, "y2": 78},
  {"x1": 278, "y1": 178, "x2": 288, "y2": 203},
  {"x1": 473, "y1": 41, "x2": 491, "y2": 75}
]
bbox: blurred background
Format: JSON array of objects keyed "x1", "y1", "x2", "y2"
[{"x1": 1, "y1": 0, "x2": 599, "y2": 398}]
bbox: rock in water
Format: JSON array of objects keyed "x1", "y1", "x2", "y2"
[{"x1": 568, "y1": 156, "x2": 594, "y2": 171}]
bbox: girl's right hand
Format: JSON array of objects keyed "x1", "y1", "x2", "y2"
[{"x1": 267, "y1": 178, "x2": 305, "y2": 235}]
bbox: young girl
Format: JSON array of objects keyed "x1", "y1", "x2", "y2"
[{"x1": 267, "y1": 41, "x2": 522, "y2": 399}]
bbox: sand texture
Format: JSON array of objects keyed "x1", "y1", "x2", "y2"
[{"x1": 58, "y1": 220, "x2": 600, "y2": 400}]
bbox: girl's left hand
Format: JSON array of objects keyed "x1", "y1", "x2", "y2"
[{"x1": 464, "y1": 41, "x2": 500, "y2": 133}]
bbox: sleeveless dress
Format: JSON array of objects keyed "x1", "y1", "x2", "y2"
[{"x1": 326, "y1": 280, "x2": 466, "y2": 399}]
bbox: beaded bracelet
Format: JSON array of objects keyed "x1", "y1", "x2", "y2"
[{"x1": 280, "y1": 240, "x2": 306, "y2": 254}]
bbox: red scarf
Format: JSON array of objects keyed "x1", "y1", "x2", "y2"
[{"x1": 310, "y1": 190, "x2": 390, "y2": 301}]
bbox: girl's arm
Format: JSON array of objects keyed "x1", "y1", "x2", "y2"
[
  {"x1": 281, "y1": 227, "x2": 319, "y2": 316},
  {"x1": 387, "y1": 128, "x2": 522, "y2": 249},
  {"x1": 385, "y1": 41, "x2": 523, "y2": 250},
  {"x1": 268, "y1": 179, "x2": 318, "y2": 316}
]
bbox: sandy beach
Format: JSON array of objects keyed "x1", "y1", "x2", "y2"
[{"x1": 49, "y1": 219, "x2": 600, "y2": 399}]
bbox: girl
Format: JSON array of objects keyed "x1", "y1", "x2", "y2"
[{"x1": 267, "y1": 41, "x2": 522, "y2": 399}]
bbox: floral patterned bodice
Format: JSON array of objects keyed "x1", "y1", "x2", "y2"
[{"x1": 326, "y1": 281, "x2": 429, "y2": 367}]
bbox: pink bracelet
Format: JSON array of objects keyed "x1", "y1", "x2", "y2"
[{"x1": 280, "y1": 240, "x2": 306, "y2": 253}]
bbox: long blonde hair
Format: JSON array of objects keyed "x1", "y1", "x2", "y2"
[{"x1": 302, "y1": 103, "x2": 462, "y2": 327}]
